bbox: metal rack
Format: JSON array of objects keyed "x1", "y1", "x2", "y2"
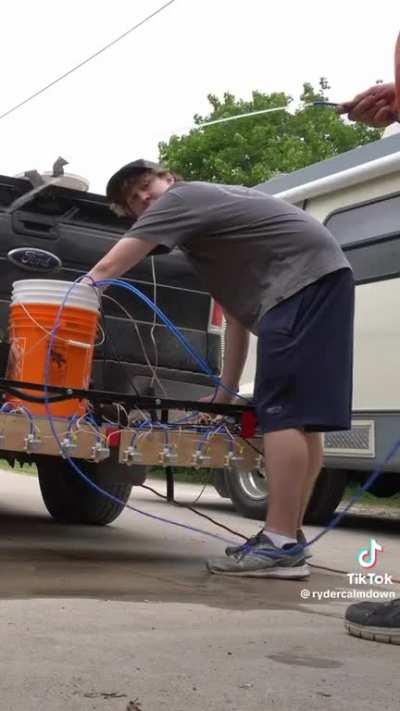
[{"x1": 0, "y1": 378, "x2": 262, "y2": 502}]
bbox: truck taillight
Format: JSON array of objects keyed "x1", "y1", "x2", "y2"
[{"x1": 208, "y1": 299, "x2": 224, "y2": 334}]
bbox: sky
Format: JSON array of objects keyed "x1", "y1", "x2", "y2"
[{"x1": 1, "y1": 0, "x2": 399, "y2": 193}]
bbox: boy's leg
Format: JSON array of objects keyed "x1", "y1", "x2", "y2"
[
  {"x1": 207, "y1": 429, "x2": 321, "y2": 576},
  {"x1": 263, "y1": 428, "x2": 310, "y2": 537},
  {"x1": 297, "y1": 432, "x2": 324, "y2": 528},
  {"x1": 208, "y1": 269, "x2": 354, "y2": 577},
  {"x1": 262, "y1": 432, "x2": 323, "y2": 539},
  {"x1": 207, "y1": 426, "x2": 311, "y2": 577}
]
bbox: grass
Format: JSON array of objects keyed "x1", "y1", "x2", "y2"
[
  {"x1": 150, "y1": 466, "x2": 213, "y2": 484},
  {"x1": 2, "y1": 460, "x2": 400, "y2": 510},
  {"x1": 0, "y1": 461, "x2": 208, "y2": 483},
  {"x1": 343, "y1": 484, "x2": 400, "y2": 509},
  {"x1": 0, "y1": 459, "x2": 37, "y2": 475},
  {"x1": 151, "y1": 469, "x2": 400, "y2": 509}
]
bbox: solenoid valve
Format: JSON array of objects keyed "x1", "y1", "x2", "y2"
[
  {"x1": 90, "y1": 442, "x2": 110, "y2": 463},
  {"x1": 122, "y1": 446, "x2": 143, "y2": 465},
  {"x1": 24, "y1": 433, "x2": 42, "y2": 454},
  {"x1": 191, "y1": 449, "x2": 211, "y2": 469},
  {"x1": 59, "y1": 436, "x2": 77, "y2": 459},
  {"x1": 223, "y1": 451, "x2": 244, "y2": 470},
  {"x1": 159, "y1": 446, "x2": 178, "y2": 466}
]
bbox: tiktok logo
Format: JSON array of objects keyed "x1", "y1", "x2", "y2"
[{"x1": 357, "y1": 538, "x2": 384, "y2": 569}]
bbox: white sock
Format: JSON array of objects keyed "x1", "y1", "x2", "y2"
[{"x1": 263, "y1": 529, "x2": 297, "y2": 548}]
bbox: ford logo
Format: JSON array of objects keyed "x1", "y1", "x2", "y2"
[{"x1": 7, "y1": 248, "x2": 62, "y2": 273}]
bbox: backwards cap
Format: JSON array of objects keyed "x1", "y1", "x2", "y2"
[{"x1": 106, "y1": 159, "x2": 164, "y2": 202}]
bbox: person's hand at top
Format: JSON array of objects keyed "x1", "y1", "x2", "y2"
[{"x1": 337, "y1": 82, "x2": 398, "y2": 127}]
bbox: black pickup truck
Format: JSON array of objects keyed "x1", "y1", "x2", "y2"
[{"x1": 0, "y1": 172, "x2": 228, "y2": 525}]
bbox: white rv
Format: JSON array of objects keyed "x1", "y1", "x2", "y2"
[{"x1": 222, "y1": 130, "x2": 400, "y2": 524}]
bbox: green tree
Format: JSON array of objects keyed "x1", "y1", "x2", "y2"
[{"x1": 158, "y1": 79, "x2": 382, "y2": 186}]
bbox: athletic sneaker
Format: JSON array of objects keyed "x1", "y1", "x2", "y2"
[
  {"x1": 225, "y1": 529, "x2": 312, "y2": 560},
  {"x1": 207, "y1": 532, "x2": 310, "y2": 579},
  {"x1": 345, "y1": 599, "x2": 400, "y2": 644}
]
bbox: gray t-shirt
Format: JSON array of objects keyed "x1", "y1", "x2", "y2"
[{"x1": 126, "y1": 181, "x2": 351, "y2": 335}]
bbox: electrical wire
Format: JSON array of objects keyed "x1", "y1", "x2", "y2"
[
  {"x1": 189, "y1": 480, "x2": 209, "y2": 505},
  {"x1": 149, "y1": 256, "x2": 159, "y2": 389},
  {"x1": 18, "y1": 301, "x2": 105, "y2": 348},
  {"x1": 0, "y1": 0, "x2": 176, "y2": 122},
  {"x1": 0, "y1": 405, "x2": 36, "y2": 437},
  {"x1": 140, "y1": 483, "x2": 247, "y2": 539},
  {"x1": 101, "y1": 402, "x2": 130, "y2": 427},
  {"x1": 100, "y1": 280, "x2": 217, "y2": 378},
  {"x1": 98, "y1": 278, "x2": 252, "y2": 404},
  {"x1": 236, "y1": 432, "x2": 264, "y2": 456},
  {"x1": 99, "y1": 304, "x2": 141, "y2": 398},
  {"x1": 102, "y1": 292, "x2": 167, "y2": 396}
]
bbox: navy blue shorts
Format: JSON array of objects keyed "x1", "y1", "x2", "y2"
[{"x1": 254, "y1": 268, "x2": 355, "y2": 433}]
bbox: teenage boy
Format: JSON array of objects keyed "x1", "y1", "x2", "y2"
[{"x1": 87, "y1": 158, "x2": 354, "y2": 580}]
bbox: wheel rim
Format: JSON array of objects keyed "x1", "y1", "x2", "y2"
[{"x1": 237, "y1": 469, "x2": 267, "y2": 501}]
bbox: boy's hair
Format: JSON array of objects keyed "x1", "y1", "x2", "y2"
[{"x1": 106, "y1": 159, "x2": 182, "y2": 216}]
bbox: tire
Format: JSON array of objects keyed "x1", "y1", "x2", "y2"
[
  {"x1": 37, "y1": 456, "x2": 133, "y2": 525},
  {"x1": 367, "y1": 474, "x2": 400, "y2": 498},
  {"x1": 225, "y1": 466, "x2": 348, "y2": 525},
  {"x1": 303, "y1": 468, "x2": 348, "y2": 525},
  {"x1": 212, "y1": 469, "x2": 230, "y2": 498},
  {"x1": 226, "y1": 467, "x2": 267, "y2": 520}
]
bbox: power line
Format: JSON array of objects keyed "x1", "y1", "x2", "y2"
[{"x1": 0, "y1": 0, "x2": 176, "y2": 122}]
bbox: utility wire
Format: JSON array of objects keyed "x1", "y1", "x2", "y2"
[
  {"x1": 0, "y1": 0, "x2": 176, "y2": 122},
  {"x1": 141, "y1": 484, "x2": 247, "y2": 539}
]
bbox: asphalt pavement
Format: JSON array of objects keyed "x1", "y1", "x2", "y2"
[{"x1": 0, "y1": 468, "x2": 399, "y2": 711}]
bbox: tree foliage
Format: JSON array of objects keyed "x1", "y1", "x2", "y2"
[{"x1": 158, "y1": 79, "x2": 382, "y2": 186}]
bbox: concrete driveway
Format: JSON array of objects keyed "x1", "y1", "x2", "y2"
[{"x1": 0, "y1": 468, "x2": 399, "y2": 711}]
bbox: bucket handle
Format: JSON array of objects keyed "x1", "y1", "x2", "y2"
[
  {"x1": 68, "y1": 340, "x2": 92, "y2": 350},
  {"x1": 16, "y1": 302, "x2": 105, "y2": 348}
]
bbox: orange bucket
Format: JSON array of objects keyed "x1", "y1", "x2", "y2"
[
  {"x1": 6, "y1": 280, "x2": 100, "y2": 417},
  {"x1": 395, "y1": 32, "x2": 400, "y2": 117}
]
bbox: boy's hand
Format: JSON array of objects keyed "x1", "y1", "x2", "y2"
[
  {"x1": 199, "y1": 390, "x2": 235, "y2": 406},
  {"x1": 197, "y1": 390, "x2": 236, "y2": 425},
  {"x1": 78, "y1": 276, "x2": 103, "y2": 308}
]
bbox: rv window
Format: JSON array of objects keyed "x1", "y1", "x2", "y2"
[
  {"x1": 343, "y1": 236, "x2": 400, "y2": 284},
  {"x1": 325, "y1": 193, "x2": 400, "y2": 247},
  {"x1": 324, "y1": 193, "x2": 400, "y2": 283}
]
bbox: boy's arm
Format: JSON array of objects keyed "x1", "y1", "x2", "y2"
[
  {"x1": 86, "y1": 236, "x2": 156, "y2": 283},
  {"x1": 213, "y1": 309, "x2": 250, "y2": 404}
]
